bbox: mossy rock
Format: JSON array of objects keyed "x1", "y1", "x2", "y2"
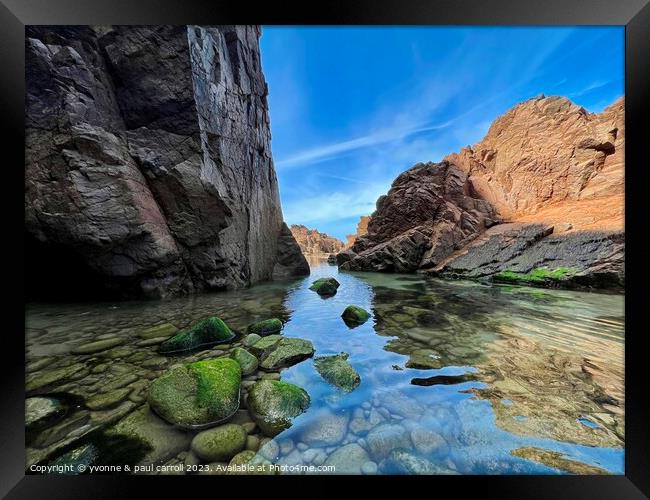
[
  {"x1": 247, "y1": 380, "x2": 310, "y2": 436},
  {"x1": 159, "y1": 317, "x2": 235, "y2": 354},
  {"x1": 247, "y1": 318, "x2": 283, "y2": 336},
  {"x1": 190, "y1": 423, "x2": 247, "y2": 462},
  {"x1": 226, "y1": 450, "x2": 275, "y2": 475},
  {"x1": 314, "y1": 353, "x2": 361, "y2": 392},
  {"x1": 309, "y1": 277, "x2": 340, "y2": 296},
  {"x1": 249, "y1": 335, "x2": 314, "y2": 370},
  {"x1": 140, "y1": 323, "x2": 178, "y2": 339},
  {"x1": 242, "y1": 334, "x2": 262, "y2": 348},
  {"x1": 147, "y1": 358, "x2": 241, "y2": 429},
  {"x1": 493, "y1": 267, "x2": 579, "y2": 286},
  {"x1": 230, "y1": 347, "x2": 259, "y2": 375},
  {"x1": 341, "y1": 305, "x2": 371, "y2": 327}
]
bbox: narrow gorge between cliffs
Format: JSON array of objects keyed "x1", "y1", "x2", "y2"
[{"x1": 25, "y1": 25, "x2": 625, "y2": 476}]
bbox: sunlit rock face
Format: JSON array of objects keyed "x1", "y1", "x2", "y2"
[
  {"x1": 290, "y1": 224, "x2": 345, "y2": 256},
  {"x1": 25, "y1": 25, "x2": 307, "y2": 299},
  {"x1": 341, "y1": 161, "x2": 498, "y2": 272},
  {"x1": 446, "y1": 95, "x2": 624, "y2": 231},
  {"x1": 339, "y1": 96, "x2": 624, "y2": 289}
]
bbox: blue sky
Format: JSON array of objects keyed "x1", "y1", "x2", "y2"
[{"x1": 260, "y1": 27, "x2": 624, "y2": 241}]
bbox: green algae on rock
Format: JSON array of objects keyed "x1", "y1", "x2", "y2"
[
  {"x1": 314, "y1": 353, "x2": 361, "y2": 392},
  {"x1": 248, "y1": 335, "x2": 315, "y2": 370},
  {"x1": 158, "y1": 317, "x2": 235, "y2": 354},
  {"x1": 341, "y1": 305, "x2": 371, "y2": 327},
  {"x1": 242, "y1": 333, "x2": 262, "y2": 348},
  {"x1": 492, "y1": 267, "x2": 578, "y2": 286},
  {"x1": 309, "y1": 277, "x2": 340, "y2": 296},
  {"x1": 247, "y1": 318, "x2": 283, "y2": 336},
  {"x1": 147, "y1": 358, "x2": 241, "y2": 428},
  {"x1": 230, "y1": 347, "x2": 259, "y2": 375},
  {"x1": 190, "y1": 423, "x2": 247, "y2": 462},
  {"x1": 247, "y1": 380, "x2": 310, "y2": 436}
]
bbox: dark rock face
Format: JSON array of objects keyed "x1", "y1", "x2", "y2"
[
  {"x1": 340, "y1": 161, "x2": 498, "y2": 272},
  {"x1": 432, "y1": 223, "x2": 624, "y2": 290},
  {"x1": 25, "y1": 25, "x2": 307, "y2": 299}
]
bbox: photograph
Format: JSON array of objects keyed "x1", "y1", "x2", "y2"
[{"x1": 21, "y1": 23, "x2": 629, "y2": 478}]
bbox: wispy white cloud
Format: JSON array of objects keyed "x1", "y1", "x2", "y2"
[
  {"x1": 569, "y1": 80, "x2": 612, "y2": 98},
  {"x1": 282, "y1": 181, "x2": 390, "y2": 226},
  {"x1": 275, "y1": 120, "x2": 455, "y2": 169}
]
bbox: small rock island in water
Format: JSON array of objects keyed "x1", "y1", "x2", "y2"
[{"x1": 25, "y1": 25, "x2": 624, "y2": 476}]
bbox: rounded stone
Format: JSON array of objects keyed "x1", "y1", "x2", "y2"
[
  {"x1": 242, "y1": 334, "x2": 262, "y2": 348},
  {"x1": 313, "y1": 353, "x2": 360, "y2": 392},
  {"x1": 361, "y1": 461, "x2": 378, "y2": 474},
  {"x1": 190, "y1": 423, "x2": 247, "y2": 462},
  {"x1": 247, "y1": 319, "x2": 283, "y2": 336},
  {"x1": 158, "y1": 317, "x2": 234, "y2": 354},
  {"x1": 247, "y1": 380, "x2": 310, "y2": 436},
  {"x1": 323, "y1": 443, "x2": 370, "y2": 474},
  {"x1": 341, "y1": 305, "x2": 371, "y2": 327},
  {"x1": 366, "y1": 424, "x2": 412, "y2": 460},
  {"x1": 308, "y1": 277, "x2": 340, "y2": 296},
  {"x1": 147, "y1": 358, "x2": 241, "y2": 428},
  {"x1": 300, "y1": 411, "x2": 349, "y2": 447}
]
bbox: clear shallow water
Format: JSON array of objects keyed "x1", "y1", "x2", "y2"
[{"x1": 25, "y1": 260, "x2": 624, "y2": 475}]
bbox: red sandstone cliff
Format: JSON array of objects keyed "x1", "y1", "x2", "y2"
[{"x1": 290, "y1": 225, "x2": 345, "y2": 256}]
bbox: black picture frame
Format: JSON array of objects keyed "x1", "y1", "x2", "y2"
[{"x1": 2, "y1": 0, "x2": 648, "y2": 497}]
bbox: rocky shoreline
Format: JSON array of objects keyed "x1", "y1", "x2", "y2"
[{"x1": 336, "y1": 96, "x2": 625, "y2": 292}]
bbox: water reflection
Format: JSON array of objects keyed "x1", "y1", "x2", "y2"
[{"x1": 25, "y1": 260, "x2": 624, "y2": 475}]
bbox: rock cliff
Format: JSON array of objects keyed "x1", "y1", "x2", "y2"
[
  {"x1": 339, "y1": 95, "x2": 624, "y2": 290},
  {"x1": 446, "y1": 95, "x2": 624, "y2": 231},
  {"x1": 25, "y1": 25, "x2": 308, "y2": 299},
  {"x1": 290, "y1": 225, "x2": 345, "y2": 255},
  {"x1": 345, "y1": 216, "x2": 371, "y2": 248}
]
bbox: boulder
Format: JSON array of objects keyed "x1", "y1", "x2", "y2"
[
  {"x1": 159, "y1": 317, "x2": 234, "y2": 354},
  {"x1": 313, "y1": 353, "x2": 361, "y2": 392},
  {"x1": 247, "y1": 380, "x2": 310, "y2": 436},
  {"x1": 147, "y1": 358, "x2": 241, "y2": 428},
  {"x1": 247, "y1": 318, "x2": 283, "y2": 336},
  {"x1": 229, "y1": 348, "x2": 259, "y2": 375},
  {"x1": 299, "y1": 410, "x2": 349, "y2": 447},
  {"x1": 366, "y1": 424, "x2": 412, "y2": 460},
  {"x1": 248, "y1": 335, "x2": 314, "y2": 370},
  {"x1": 341, "y1": 305, "x2": 371, "y2": 327},
  {"x1": 308, "y1": 277, "x2": 340, "y2": 297},
  {"x1": 190, "y1": 424, "x2": 247, "y2": 462},
  {"x1": 323, "y1": 443, "x2": 370, "y2": 474}
]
